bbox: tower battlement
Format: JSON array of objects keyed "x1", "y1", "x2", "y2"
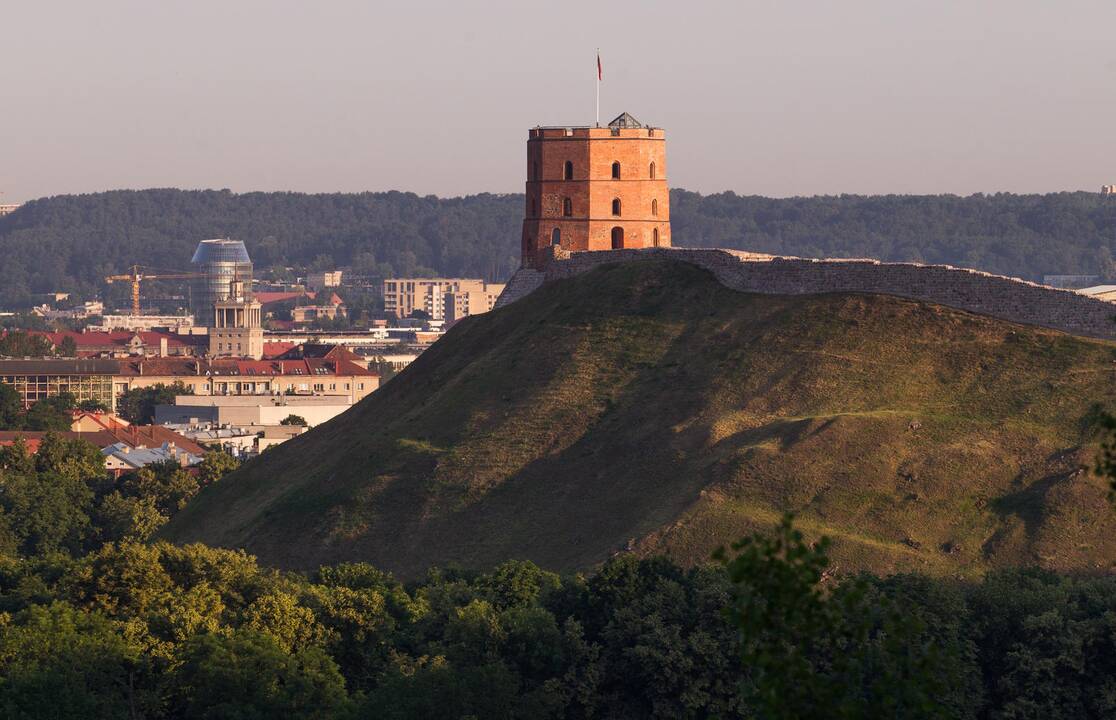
[
  {"x1": 521, "y1": 112, "x2": 671, "y2": 268},
  {"x1": 528, "y1": 126, "x2": 666, "y2": 140}
]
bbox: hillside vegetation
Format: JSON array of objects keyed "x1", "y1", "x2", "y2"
[
  {"x1": 164, "y1": 260, "x2": 1116, "y2": 578},
  {"x1": 3, "y1": 189, "x2": 1116, "y2": 305}
]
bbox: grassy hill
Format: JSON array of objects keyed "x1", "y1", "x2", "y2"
[{"x1": 163, "y1": 259, "x2": 1116, "y2": 579}]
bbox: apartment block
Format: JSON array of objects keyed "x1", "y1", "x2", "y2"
[{"x1": 383, "y1": 278, "x2": 503, "y2": 320}]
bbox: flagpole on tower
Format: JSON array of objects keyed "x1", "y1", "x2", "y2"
[{"x1": 596, "y1": 49, "x2": 601, "y2": 127}]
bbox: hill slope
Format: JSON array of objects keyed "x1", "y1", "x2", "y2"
[{"x1": 164, "y1": 260, "x2": 1116, "y2": 578}]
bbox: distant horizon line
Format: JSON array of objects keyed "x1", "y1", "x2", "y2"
[{"x1": 4, "y1": 186, "x2": 1114, "y2": 207}]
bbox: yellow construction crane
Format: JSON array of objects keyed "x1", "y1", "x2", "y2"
[{"x1": 105, "y1": 265, "x2": 205, "y2": 316}]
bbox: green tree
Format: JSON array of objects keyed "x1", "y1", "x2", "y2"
[
  {"x1": 0, "y1": 601, "x2": 157, "y2": 719},
  {"x1": 167, "y1": 629, "x2": 349, "y2": 719},
  {"x1": 23, "y1": 393, "x2": 76, "y2": 431},
  {"x1": 0, "y1": 331, "x2": 53, "y2": 358},
  {"x1": 116, "y1": 382, "x2": 191, "y2": 425},
  {"x1": 118, "y1": 461, "x2": 199, "y2": 516},
  {"x1": 197, "y1": 450, "x2": 240, "y2": 486},
  {"x1": 0, "y1": 473, "x2": 92, "y2": 556},
  {"x1": 715, "y1": 516, "x2": 955, "y2": 719},
  {"x1": 280, "y1": 414, "x2": 308, "y2": 426},
  {"x1": 76, "y1": 399, "x2": 109, "y2": 413},
  {"x1": 55, "y1": 335, "x2": 78, "y2": 357},
  {"x1": 1095, "y1": 410, "x2": 1116, "y2": 499},
  {"x1": 34, "y1": 433, "x2": 104, "y2": 483},
  {"x1": 94, "y1": 492, "x2": 167, "y2": 543},
  {"x1": 0, "y1": 382, "x2": 23, "y2": 430}
]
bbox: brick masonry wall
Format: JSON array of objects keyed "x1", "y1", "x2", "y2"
[{"x1": 494, "y1": 247, "x2": 1116, "y2": 341}]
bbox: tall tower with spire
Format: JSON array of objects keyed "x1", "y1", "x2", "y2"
[{"x1": 520, "y1": 112, "x2": 671, "y2": 268}]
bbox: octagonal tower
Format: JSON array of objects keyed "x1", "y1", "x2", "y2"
[{"x1": 521, "y1": 112, "x2": 671, "y2": 268}]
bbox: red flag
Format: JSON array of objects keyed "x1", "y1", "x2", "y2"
[{"x1": 597, "y1": 52, "x2": 602, "y2": 81}]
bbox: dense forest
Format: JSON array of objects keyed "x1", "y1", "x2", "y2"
[{"x1": 2, "y1": 189, "x2": 1116, "y2": 307}]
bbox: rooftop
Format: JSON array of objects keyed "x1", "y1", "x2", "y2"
[{"x1": 191, "y1": 238, "x2": 251, "y2": 265}]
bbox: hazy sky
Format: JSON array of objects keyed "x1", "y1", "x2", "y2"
[{"x1": 3, "y1": 0, "x2": 1116, "y2": 203}]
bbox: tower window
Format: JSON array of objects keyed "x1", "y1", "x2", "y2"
[
  {"x1": 611, "y1": 162, "x2": 621, "y2": 179},
  {"x1": 653, "y1": 228, "x2": 660, "y2": 247},
  {"x1": 649, "y1": 161, "x2": 656, "y2": 179},
  {"x1": 611, "y1": 226, "x2": 624, "y2": 249},
  {"x1": 552, "y1": 228, "x2": 561, "y2": 245},
  {"x1": 564, "y1": 161, "x2": 573, "y2": 180},
  {"x1": 532, "y1": 161, "x2": 539, "y2": 181},
  {"x1": 531, "y1": 198, "x2": 537, "y2": 216},
  {"x1": 612, "y1": 198, "x2": 621, "y2": 216},
  {"x1": 651, "y1": 198, "x2": 658, "y2": 216},
  {"x1": 563, "y1": 197, "x2": 572, "y2": 217}
]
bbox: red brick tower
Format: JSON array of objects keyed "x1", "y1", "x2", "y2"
[{"x1": 521, "y1": 112, "x2": 671, "y2": 268}]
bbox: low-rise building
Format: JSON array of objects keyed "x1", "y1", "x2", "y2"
[
  {"x1": 102, "y1": 441, "x2": 203, "y2": 477},
  {"x1": 95, "y1": 314, "x2": 195, "y2": 332},
  {"x1": 1077, "y1": 285, "x2": 1116, "y2": 302},
  {"x1": 0, "y1": 359, "x2": 118, "y2": 409},
  {"x1": 1102, "y1": 185, "x2": 1116, "y2": 195},
  {"x1": 155, "y1": 394, "x2": 354, "y2": 426},
  {"x1": 306, "y1": 271, "x2": 343, "y2": 290},
  {"x1": 36, "y1": 330, "x2": 207, "y2": 358},
  {"x1": 116, "y1": 356, "x2": 378, "y2": 403},
  {"x1": 0, "y1": 352, "x2": 378, "y2": 410},
  {"x1": 1043, "y1": 274, "x2": 1100, "y2": 289},
  {"x1": 292, "y1": 304, "x2": 347, "y2": 323}
]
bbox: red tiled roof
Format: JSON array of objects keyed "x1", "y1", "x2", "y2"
[
  {"x1": 114, "y1": 356, "x2": 377, "y2": 378},
  {"x1": 0, "y1": 430, "x2": 120, "y2": 454},
  {"x1": 262, "y1": 341, "x2": 298, "y2": 359},
  {"x1": 0, "y1": 426, "x2": 206, "y2": 457},
  {"x1": 32, "y1": 330, "x2": 204, "y2": 349}
]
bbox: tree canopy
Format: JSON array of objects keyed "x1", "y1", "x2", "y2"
[{"x1": 3, "y1": 189, "x2": 1116, "y2": 307}]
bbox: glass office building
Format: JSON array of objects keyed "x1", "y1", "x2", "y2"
[{"x1": 190, "y1": 239, "x2": 253, "y2": 327}]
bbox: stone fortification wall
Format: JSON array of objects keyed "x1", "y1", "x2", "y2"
[
  {"x1": 492, "y1": 268, "x2": 545, "y2": 309},
  {"x1": 499, "y1": 247, "x2": 1116, "y2": 341}
]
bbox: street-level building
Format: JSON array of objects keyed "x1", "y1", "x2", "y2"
[
  {"x1": 0, "y1": 359, "x2": 118, "y2": 410},
  {"x1": 0, "y1": 353, "x2": 378, "y2": 410}
]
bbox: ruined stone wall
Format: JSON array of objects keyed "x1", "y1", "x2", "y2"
[{"x1": 513, "y1": 247, "x2": 1116, "y2": 341}]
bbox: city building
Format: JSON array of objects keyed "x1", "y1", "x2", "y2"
[
  {"x1": 191, "y1": 239, "x2": 253, "y2": 327},
  {"x1": 0, "y1": 203, "x2": 21, "y2": 217},
  {"x1": 521, "y1": 112, "x2": 671, "y2": 268},
  {"x1": 95, "y1": 314, "x2": 195, "y2": 332},
  {"x1": 1077, "y1": 285, "x2": 1116, "y2": 302},
  {"x1": 1102, "y1": 185, "x2": 1116, "y2": 195},
  {"x1": 155, "y1": 394, "x2": 354, "y2": 426},
  {"x1": 164, "y1": 422, "x2": 306, "y2": 457},
  {"x1": 306, "y1": 270, "x2": 343, "y2": 290},
  {"x1": 115, "y1": 355, "x2": 377, "y2": 402},
  {"x1": 0, "y1": 359, "x2": 118, "y2": 409},
  {"x1": 383, "y1": 278, "x2": 503, "y2": 319},
  {"x1": 1043, "y1": 274, "x2": 1100, "y2": 289},
  {"x1": 0, "y1": 412, "x2": 207, "y2": 476},
  {"x1": 292, "y1": 304, "x2": 347, "y2": 323},
  {"x1": 32, "y1": 300, "x2": 102, "y2": 321},
  {"x1": 35, "y1": 330, "x2": 207, "y2": 358},
  {"x1": 444, "y1": 283, "x2": 506, "y2": 323},
  {"x1": 102, "y1": 442, "x2": 203, "y2": 477},
  {"x1": 209, "y1": 288, "x2": 264, "y2": 360},
  {"x1": 0, "y1": 354, "x2": 378, "y2": 410}
]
